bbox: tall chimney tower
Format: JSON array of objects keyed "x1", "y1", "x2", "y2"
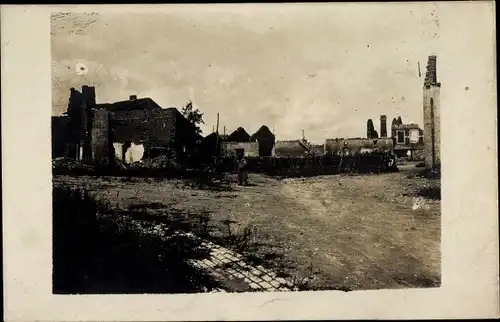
[
  {"x1": 380, "y1": 115, "x2": 387, "y2": 138},
  {"x1": 423, "y1": 55, "x2": 441, "y2": 169},
  {"x1": 80, "y1": 85, "x2": 96, "y2": 162}
]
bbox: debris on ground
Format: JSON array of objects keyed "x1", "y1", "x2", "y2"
[
  {"x1": 416, "y1": 167, "x2": 441, "y2": 179},
  {"x1": 52, "y1": 157, "x2": 96, "y2": 171},
  {"x1": 129, "y1": 155, "x2": 182, "y2": 170}
]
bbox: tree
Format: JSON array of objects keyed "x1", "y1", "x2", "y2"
[
  {"x1": 367, "y1": 119, "x2": 379, "y2": 139},
  {"x1": 181, "y1": 100, "x2": 205, "y2": 135},
  {"x1": 391, "y1": 117, "x2": 398, "y2": 138},
  {"x1": 397, "y1": 116, "x2": 403, "y2": 125}
]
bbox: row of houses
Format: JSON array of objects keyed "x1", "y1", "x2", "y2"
[
  {"x1": 51, "y1": 85, "x2": 415, "y2": 167},
  {"x1": 366, "y1": 114, "x2": 425, "y2": 160}
]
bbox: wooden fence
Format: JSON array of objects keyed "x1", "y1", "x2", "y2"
[
  {"x1": 214, "y1": 153, "x2": 397, "y2": 178},
  {"x1": 53, "y1": 152, "x2": 397, "y2": 179}
]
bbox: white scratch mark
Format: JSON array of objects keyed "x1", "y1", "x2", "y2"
[{"x1": 75, "y1": 63, "x2": 88, "y2": 76}]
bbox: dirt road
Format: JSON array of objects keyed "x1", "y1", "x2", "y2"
[{"x1": 53, "y1": 166, "x2": 440, "y2": 290}]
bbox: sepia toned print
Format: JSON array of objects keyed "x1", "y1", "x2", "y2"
[{"x1": 49, "y1": 9, "x2": 443, "y2": 294}]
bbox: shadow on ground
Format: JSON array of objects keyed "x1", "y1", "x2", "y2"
[
  {"x1": 417, "y1": 187, "x2": 441, "y2": 200},
  {"x1": 52, "y1": 186, "x2": 222, "y2": 294}
]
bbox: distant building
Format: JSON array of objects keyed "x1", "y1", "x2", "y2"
[
  {"x1": 422, "y1": 55, "x2": 441, "y2": 168},
  {"x1": 309, "y1": 144, "x2": 325, "y2": 156},
  {"x1": 273, "y1": 140, "x2": 310, "y2": 157},
  {"x1": 324, "y1": 137, "x2": 393, "y2": 156},
  {"x1": 392, "y1": 123, "x2": 425, "y2": 160}
]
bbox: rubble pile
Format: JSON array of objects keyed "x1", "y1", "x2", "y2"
[
  {"x1": 129, "y1": 155, "x2": 182, "y2": 170},
  {"x1": 417, "y1": 166, "x2": 441, "y2": 179},
  {"x1": 52, "y1": 157, "x2": 95, "y2": 172}
]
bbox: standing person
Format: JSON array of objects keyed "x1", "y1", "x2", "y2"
[{"x1": 237, "y1": 153, "x2": 248, "y2": 186}]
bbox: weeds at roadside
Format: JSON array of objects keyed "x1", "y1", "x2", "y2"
[
  {"x1": 53, "y1": 186, "x2": 222, "y2": 294},
  {"x1": 417, "y1": 186, "x2": 441, "y2": 200}
]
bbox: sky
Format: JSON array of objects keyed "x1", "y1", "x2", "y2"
[{"x1": 51, "y1": 3, "x2": 445, "y2": 143}]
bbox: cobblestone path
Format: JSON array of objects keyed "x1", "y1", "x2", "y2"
[{"x1": 178, "y1": 233, "x2": 297, "y2": 292}]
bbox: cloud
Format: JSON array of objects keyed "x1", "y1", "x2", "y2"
[{"x1": 51, "y1": 6, "x2": 440, "y2": 141}]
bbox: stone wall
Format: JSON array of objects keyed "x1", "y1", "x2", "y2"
[
  {"x1": 217, "y1": 153, "x2": 398, "y2": 177},
  {"x1": 110, "y1": 107, "x2": 198, "y2": 163},
  {"x1": 222, "y1": 142, "x2": 259, "y2": 157},
  {"x1": 81, "y1": 86, "x2": 96, "y2": 162},
  {"x1": 273, "y1": 140, "x2": 308, "y2": 157},
  {"x1": 423, "y1": 85, "x2": 441, "y2": 168},
  {"x1": 110, "y1": 108, "x2": 176, "y2": 147}
]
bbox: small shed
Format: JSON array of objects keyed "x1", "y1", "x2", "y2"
[{"x1": 227, "y1": 127, "x2": 251, "y2": 142}]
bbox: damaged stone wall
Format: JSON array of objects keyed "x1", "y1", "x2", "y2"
[
  {"x1": 222, "y1": 142, "x2": 260, "y2": 157},
  {"x1": 110, "y1": 108, "x2": 176, "y2": 147},
  {"x1": 109, "y1": 107, "x2": 198, "y2": 163},
  {"x1": 90, "y1": 109, "x2": 112, "y2": 166},
  {"x1": 423, "y1": 55, "x2": 441, "y2": 168},
  {"x1": 324, "y1": 138, "x2": 394, "y2": 156}
]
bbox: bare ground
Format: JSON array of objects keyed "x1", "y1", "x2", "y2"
[{"x1": 53, "y1": 165, "x2": 440, "y2": 291}]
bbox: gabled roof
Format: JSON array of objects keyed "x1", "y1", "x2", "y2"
[
  {"x1": 250, "y1": 125, "x2": 275, "y2": 141},
  {"x1": 227, "y1": 127, "x2": 250, "y2": 142}
]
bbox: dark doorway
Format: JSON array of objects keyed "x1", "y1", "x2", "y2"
[
  {"x1": 397, "y1": 131, "x2": 405, "y2": 144},
  {"x1": 235, "y1": 148, "x2": 244, "y2": 157}
]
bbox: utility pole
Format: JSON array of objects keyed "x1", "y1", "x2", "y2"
[
  {"x1": 302, "y1": 129, "x2": 305, "y2": 140},
  {"x1": 215, "y1": 113, "x2": 220, "y2": 164},
  {"x1": 223, "y1": 126, "x2": 226, "y2": 136},
  {"x1": 418, "y1": 62, "x2": 422, "y2": 78}
]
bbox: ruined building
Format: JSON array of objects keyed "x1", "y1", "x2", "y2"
[
  {"x1": 52, "y1": 86, "x2": 200, "y2": 166},
  {"x1": 324, "y1": 137, "x2": 394, "y2": 156},
  {"x1": 422, "y1": 55, "x2": 441, "y2": 168},
  {"x1": 392, "y1": 121, "x2": 425, "y2": 160},
  {"x1": 220, "y1": 125, "x2": 275, "y2": 158},
  {"x1": 250, "y1": 125, "x2": 275, "y2": 157},
  {"x1": 366, "y1": 119, "x2": 379, "y2": 139},
  {"x1": 273, "y1": 140, "x2": 310, "y2": 158}
]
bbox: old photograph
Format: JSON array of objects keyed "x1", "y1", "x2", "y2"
[{"x1": 49, "y1": 7, "x2": 443, "y2": 294}]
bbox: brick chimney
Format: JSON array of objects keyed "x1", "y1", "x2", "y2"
[
  {"x1": 80, "y1": 85, "x2": 96, "y2": 162},
  {"x1": 129, "y1": 95, "x2": 137, "y2": 100},
  {"x1": 380, "y1": 115, "x2": 387, "y2": 138},
  {"x1": 424, "y1": 55, "x2": 438, "y2": 87},
  {"x1": 82, "y1": 85, "x2": 96, "y2": 108}
]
